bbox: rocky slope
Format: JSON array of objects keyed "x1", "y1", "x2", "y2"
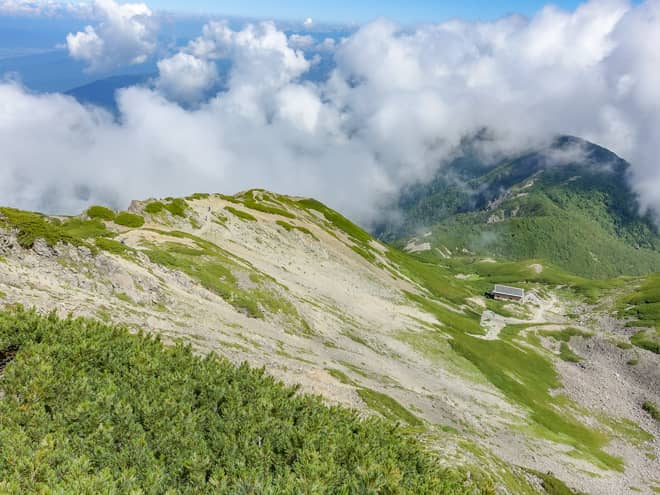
[{"x1": 0, "y1": 190, "x2": 658, "y2": 494}]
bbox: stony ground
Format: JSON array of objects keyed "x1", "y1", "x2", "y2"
[{"x1": 0, "y1": 194, "x2": 658, "y2": 494}]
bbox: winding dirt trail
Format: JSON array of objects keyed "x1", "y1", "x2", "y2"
[{"x1": 478, "y1": 293, "x2": 562, "y2": 340}]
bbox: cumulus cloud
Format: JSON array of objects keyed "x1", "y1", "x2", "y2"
[
  {"x1": 156, "y1": 53, "x2": 218, "y2": 103},
  {"x1": 156, "y1": 20, "x2": 310, "y2": 106},
  {"x1": 192, "y1": 21, "x2": 310, "y2": 87},
  {"x1": 1, "y1": 0, "x2": 660, "y2": 226},
  {"x1": 66, "y1": 0, "x2": 157, "y2": 72}
]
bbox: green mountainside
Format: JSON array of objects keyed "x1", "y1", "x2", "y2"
[
  {"x1": 380, "y1": 137, "x2": 660, "y2": 278},
  {"x1": 0, "y1": 189, "x2": 658, "y2": 494},
  {"x1": 617, "y1": 272, "x2": 660, "y2": 354}
]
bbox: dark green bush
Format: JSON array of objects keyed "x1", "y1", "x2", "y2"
[
  {"x1": 144, "y1": 201, "x2": 165, "y2": 214},
  {"x1": 145, "y1": 199, "x2": 189, "y2": 217},
  {"x1": 114, "y1": 212, "x2": 145, "y2": 228},
  {"x1": 527, "y1": 469, "x2": 584, "y2": 495},
  {"x1": 60, "y1": 218, "x2": 113, "y2": 240},
  {"x1": 0, "y1": 308, "x2": 490, "y2": 494},
  {"x1": 631, "y1": 330, "x2": 660, "y2": 354},
  {"x1": 0, "y1": 208, "x2": 113, "y2": 248},
  {"x1": 642, "y1": 401, "x2": 660, "y2": 421},
  {"x1": 86, "y1": 205, "x2": 115, "y2": 221},
  {"x1": 164, "y1": 198, "x2": 189, "y2": 217},
  {"x1": 0, "y1": 208, "x2": 76, "y2": 248}
]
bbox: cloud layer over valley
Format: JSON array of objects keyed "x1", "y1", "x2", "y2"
[{"x1": 1, "y1": 0, "x2": 659, "y2": 226}]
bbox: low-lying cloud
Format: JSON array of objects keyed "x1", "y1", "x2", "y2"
[
  {"x1": 156, "y1": 52, "x2": 218, "y2": 103},
  {"x1": 66, "y1": 0, "x2": 157, "y2": 72},
  {"x1": 1, "y1": 0, "x2": 659, "y2": 227}
]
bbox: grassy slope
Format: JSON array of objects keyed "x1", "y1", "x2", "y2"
[
  {"x1": 617, "y1": 272, "x2": 660, "y2": 354},
  {"x1": 0, "y1": 207, "x2": 116, "y2": 250},
  {"x1": 1, "y1": 197, "x2": 310, "y2": 334},
  {"x1": 0, "y1": 308, "x2": 491, "y2": 494},
  {"x1": 141, "y1": 229, "x2": 307, "y2": 329},
  {"x1": 383, "y1": 137, "x2": 660, "y2": 278},
  {"x1": 388, "y1": 252, "x2": 624, "y2": 472},
  {"x1": 0, "y1": 191, "x2": 629, "y2": 493}
]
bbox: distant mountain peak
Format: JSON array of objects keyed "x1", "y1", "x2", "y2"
[{"x1": 380, "y1": 137, "x2": 660, "y2": 278}]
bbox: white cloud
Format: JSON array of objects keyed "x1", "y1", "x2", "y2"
[
  {"x1": 289, "y1": 34, "x2": 314, "y2": 49},
  {"x1": 66, "y1": 0, "x2": 157, "y2": 72},
  {"x1": 156, "y1": 52, "x2": 218, "y2": 103},
  {"x1": 0, "y1": 0, "x2": 93, "y2": 17},
  {"x1": 317, "y1": 37, "x2": 336, "y2": 51},
  {"x1": 193, "y1": 21, "x2": 310, "y2": 87},
  {"x1": 303, "y1": 17, "x2": 313, "y2": 28},
  {"x1": 157, "y1": 21, "x2": 310, "y2": 109},
  {"x1": 67, "y1": 25, "x2": 104, "y2": 62},
  {"x1": 274, "y1": 84, "x2": 323, "y2": 133},
  {"x1": 1, "y1": 0, "x2": 660, "y2": 226}
]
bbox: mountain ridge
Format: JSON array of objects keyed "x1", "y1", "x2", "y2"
[
  {"x1": 0, "y1": 190, "x2": 658, "y2": 494},
  {"x1": 380, "y1": 136, "x2": 660, "y2": 278}
]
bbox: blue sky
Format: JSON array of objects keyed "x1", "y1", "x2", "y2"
[{"x1": 148, "y1": 0, "x2": 593, "y2": 24}]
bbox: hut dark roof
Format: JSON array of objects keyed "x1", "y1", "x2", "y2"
[{"x1": 493, "y1": 285, "x2": 525, "y2": 298}]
